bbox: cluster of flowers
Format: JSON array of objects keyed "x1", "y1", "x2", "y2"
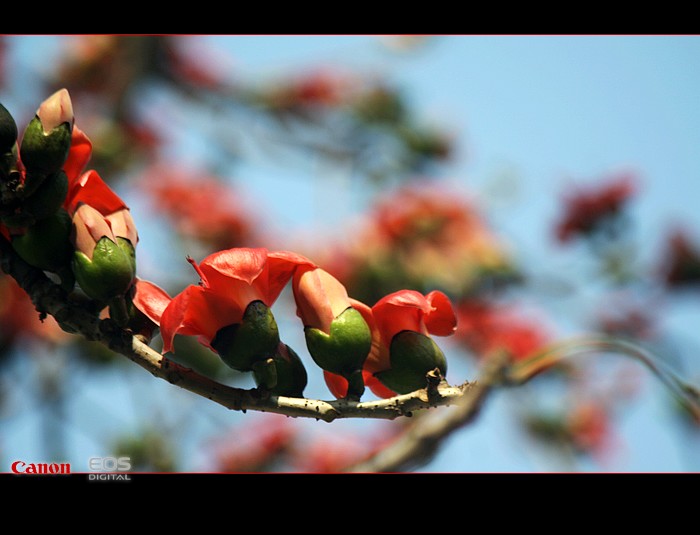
[
  {"x1": 0, "y1": 89, "x2": 458, "y2": 402},
  {"x1": 0, "y1": 89, "x2": 137, "y2": 325},
  {"x1": 133, "y1": 248, "x2": 457, "y2": 400}
]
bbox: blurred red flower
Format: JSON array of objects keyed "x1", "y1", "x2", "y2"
[
  {"x1": 205, "y1": 414, "x2": 298, "y2": 472},
  {"x1": 0, "y1": 275, "x2": 68, "y2": 345},
  {"x1": 144, "y1": 165, "x2": 259, "y2": 251},
  {"x1": 555, "y1": 173, "x2": 638, "y2": 243},
  {"x1": 567, "y1": 402, "x2": 614, "y2": 459},
  {"x1": 293, "y1": 423, "x2": 404, "y2": 473},
  {"x1": 320, "y1": 183, "x2": 513, "y2": 302},
  {"x1": 454, "y1": 300, "x2": 550, "y2": 362},
  {"x1": 661, "y1": 229, "x2": 700, "y2": 287}
]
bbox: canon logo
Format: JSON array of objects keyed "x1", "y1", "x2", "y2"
[{"x1": 11, "y1": 460, "x2": 71, "y2": 474}]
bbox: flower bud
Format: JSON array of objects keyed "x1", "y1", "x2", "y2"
[
  {"x1": 11, "y1": 208, "x2": 73, "y2": 272},
  {"x1": 71, "y1": 204, "x2": 136, "y2": 302},
  {"x1": 20, "y1": 89, "x2": 74, "y2": 177},
  {"x1": 106, "y1": 209, "x2": 138, "y2": 276},
  {"x1": 374, "y1": 330, "x2": 448, "y2": 394},
  {"x1": 210, "y1": 300, "x2": 281, "y2": 372},
  {"x1": 293, "y1": 267, "x2": 371, "y2": 399},
  {"x1": 0, "y1": 102, "x2": 18, "y2": 154},
  {"x1": 252, "y1": 343, "x2": 307, "y2": 397}
]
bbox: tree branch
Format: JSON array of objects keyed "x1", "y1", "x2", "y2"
[{"x1": 0, "y1": 234, "x2": 474, "y2": 422}]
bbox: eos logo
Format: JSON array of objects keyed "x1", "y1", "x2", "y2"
[
  {"x1": 87, "y1": 456, "x2": 132, "y2": 481},
  {"x1": 88, "y1": 456, "x2": 132, "y2": 472}
]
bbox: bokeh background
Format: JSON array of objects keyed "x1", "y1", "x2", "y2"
[{"x1": 1, "y1": 35, "x2": 699, "y2": 472}]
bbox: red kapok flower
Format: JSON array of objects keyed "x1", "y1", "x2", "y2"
[
  {"x1": 158, "y1": 247, "x2": 314, "y2": 357},
  {"x1": 292, "y1": 266, "x2": 372, "y2": 399},
  {"x1": 327, "y1": 289, "x2": 457, "y2": 398}
]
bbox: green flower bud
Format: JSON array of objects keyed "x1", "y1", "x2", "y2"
[
  {"x1": 20, "y1": 117, "x2": 72, "y2": 178},
  {"x1": 252, "y1": 344, "x2": 307, "y2": 398},
  {"x1": 210, "y1": 300, "x2": 281, "y2": 372},
  {"x1": 72, "y1": 236, "x2": 136, "y2": 302},
  {"x1": 19, "y1": 90, "x2": 74, "y2": 178},
  {"x1": 0, "y1": 102, "x2": 18, "y2": 154},
  {"x1": 304, "y1": 307, "x2": 371, "y2": 393},
  {"x1": 11, "y1": 208, "x2": 73, "y2": 272},
  {"x1": 374, "y1": 330, "x2": 448, "y2": 394}
]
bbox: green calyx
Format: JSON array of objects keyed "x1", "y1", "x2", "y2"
[
  {"x1": 19, "y1": 116, "x2": 72, "y2": 177},
  {"x1": 252, "y1": 344, "x2": 307, "y2": 398},
  {"x1": 117, "y1": 236, "x2": 136, "y2": 275},
  {"x1": 210, "y1": 300, "x2": 281, "y2": 372},
  {"x1": 72, "y1": 235, "x2": 136, "y2": 302},
  {"x1": 374, "y1": 330, "x2": 448, "y2": 395},
  {"x1": 0, "y1": 103, "x2": 18, "y2": 154},
  {"x1": 304, "y1": 307, "x2": 371, "y2": 376},
  {"x1": 304, "y1": 307, "x2": 371, "y2": 400},
  {"x1": 11, "y1": 208, "x2": 73, "y2": 272}
]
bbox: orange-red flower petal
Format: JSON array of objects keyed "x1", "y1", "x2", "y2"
[
  {"x1": 159, "y1": 285, "x2": 246, "y2": 354},
  {"x1": 63, "y1": 125, "x2": 92, "y2": 181},
  {"x1": 65, "y1": 169, "x2": 128, "y2": 216},
  {"x1": 132, "y1": 278, "x2": 172, "y2": 326}
]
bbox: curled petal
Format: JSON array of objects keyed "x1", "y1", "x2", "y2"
[
  {"x1": 323, "y1": 369, "x2": 396, "y2": 399},
  {"x1": 106, "y1": 208, "x2": 138, "y2": 245},
  {"x1": 132, "y1": 278, "x2": 171, "y2": 326},
  {"x1": 66, "y1": 170, "x2": 128, "y2": 216},
  {"x1": 323, "y1": 370, "x2": 348, "y2": 399},
  {"x1": 293, "y1": 267, "x2": 350, "y2": 333},
  {"x1": 349, "y1": 297, "x2": 387, "y2": 375},
  {"x1": 63, "y1": 125, "x2": 92, "y2": 181},
  {"x1": 364, "y1": 370, "x2": 397, "y2": 399},
  {"x1": 199, "y1": 247, "x2": 315, "y2": 306},
  {"x1": 372, "y1": 289, "x2": 431, "y2": 341},
  {"x1": 266, "y1": 250, "x2": 316, "y2": 301},
  {"x1": 424, "y1": 290, "x2": 457, "y2": 336},
  {"x1": 36, "y1": 88, "x2": 73, "y2": 134},
  {"x1": 159, "y1": 285, "x2": 245, "y2": 354},
  {"x1": 199, "y1": 247, "x2": 269, "y2": 288},
  {"x1": 349, "y1": 298, "x2": 375, "y2": 332},
  {"x1": 72, "y1": 203, "x2": 115, "y2": 259}
]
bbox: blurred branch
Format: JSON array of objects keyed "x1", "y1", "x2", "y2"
[
  {"x1": 0, "y1": 234, "x2": 472, "y2": 422},
  {"x1": 344, "y1": 351, "x2": 510, "y2": 472},
  {"x1": 505, "y1": 336, "x2": 700, "y2": 422},
  {"x1": 47, "y1": 36, "x2": 448, "y2": 183}
]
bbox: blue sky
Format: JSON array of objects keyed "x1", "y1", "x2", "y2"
[{"x1": 2, "y1": 35, "x2": 700, "y2": 472}]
